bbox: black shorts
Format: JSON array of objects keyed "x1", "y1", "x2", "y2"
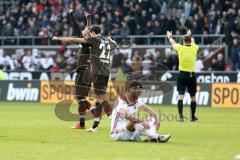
[
  {"x1": 92, "y1": 75, "x2": 109, "y2": 95},
  {"x1": 75, "y1": 68, "x2": 92, "y2": 101},
  {"x1": 177, "y1": 71, "x2": 197, "y2": 96}
]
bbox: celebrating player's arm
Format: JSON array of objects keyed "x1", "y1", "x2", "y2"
[
  {"x1": 68, "y1": 9, "x2": 91, "y2": 38},
  {"x1": 107, "y1": 36, "x2": 118, "y2": 50},
  {"x1": 52, "y1": 36, "x2": 87, "y2": 44}
]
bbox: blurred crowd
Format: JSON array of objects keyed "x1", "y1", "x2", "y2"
[
  {"x1": 0, "y1": 45, "x2": 76, "y2": 72},
  {"x1": 0, "y1": 44, "x2": 239, "y2": 75},
  {"x1": 0, "y1": 0, "x2": 240, "y2": 72},
  {"x1": 0, "y1": 0, "x2": 240, "y2": 44}
]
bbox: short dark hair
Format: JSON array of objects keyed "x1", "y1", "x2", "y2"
[
  {"x1": 90, "y1": 25, "x2": 101, "y2": 34},
  {"x1": 127, "y1": 80, "x2": 142, "y2": 90},
  {"x1": 183, "y1": 35, "x2": 191, "y2": 44}
]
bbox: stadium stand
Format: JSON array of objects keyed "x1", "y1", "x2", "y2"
[{"x1": 0, "y1": 0, "x2": 240, "y2": 73}]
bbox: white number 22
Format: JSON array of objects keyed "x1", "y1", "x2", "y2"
[{"x1": 99, "y1": 42, "x2": 111, "y2": 63}]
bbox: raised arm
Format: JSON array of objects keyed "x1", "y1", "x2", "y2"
[
  {"x1": 187, "y1": 29, "x2": 195, "y2": 44},
  {"x1": 85, "y1": 13, "x2": 91, "y2": 27},
  {"x1": 68, "y1": 9, "x2": 83, "y2": 37},
  {"x1": 107, "y1": 37, "x2": 118, "y2": 49},
  {"x1": 52, "y1": 36, "x2": 87, "y2": 43},
  {"x1": 167, "y1": 31, "x2": 176, "y2": 46}
]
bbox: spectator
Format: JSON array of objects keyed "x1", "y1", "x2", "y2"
[
  {"x1": 5, "y1": 55, "x2": 15, "y2": 71},
  {"x1": 120, "y1": 22, "x2": 130, "y2": 37},
  {"x1": 212, "y1": 53, "x2": 225, "y2": 71},
  {"x1": 163, "y1": 52, "x2": 174, "y2": 70},
  {"x1": 215, "y1": 19, "x2": 224, "y2": 34},
  {"x1": 230, "y1": 38, "x2": 240, "y2": 71},
  {"x1": 141, "y1": 54, "x2": 153, "y2": 75},
  {"x1": 235, "y1": 10, "x2": 240, "y2": 33},
  {"x1": 0, "y1": 65, "x2": 5, "y2": 80},
  {"x1": 1, "y1": 0, "x2": 240, "y2": 72},
  {"x1": 65, "y1": 53, "x2": 76, "y2": 71},
  {"x1": 145, "y1": 21, "x2": 154, "y2": 35},
  {"x1": 184, "y1": 0, "x2": 191, "y2": 17},
  {"x1": 40, "y1": 53, "x2": 55, "y2": 70},
  {"x1": 203, "y1": 30, "x2": 212, "y2": 44},
  {"x1": 51, "y1": 53, "x2": 65, "y2": 72},
  {"x1": 160, "y1": 0, "x2": 167, "y2": 15},
  {"x1": 1, "y1": 23, "x2": 14, "y2": 36},
  {"x1": 13, "y1": 55, "x2": 24, "y2": 71},
  {"x1": 22, "y1": 50, "x2": 36, "y2": 71},
  {"x1": 131, "y1": 51, "x2": 142, "y2": 75},
  {"x1": 0, "y1": 0, "x2": 239, "y2": 46},
  {"x1": 120, "y1": 56, "x2": 132, "y2": 74},
  {"x1": 195, "y1": 56, "x2": 204, "y2": 72}
]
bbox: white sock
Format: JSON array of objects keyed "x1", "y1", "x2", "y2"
[
  {"x1": 89, "y1": 106, "x2": 95, "y2": 111},
  {"x1": 134, "y1": 123, "x2": 159, "y2": 139}
]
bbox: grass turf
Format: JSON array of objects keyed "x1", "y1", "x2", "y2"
[{"x1": 0, "y1": 102, "x2": 240, "y2": 160}]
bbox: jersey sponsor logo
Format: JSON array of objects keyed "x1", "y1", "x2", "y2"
[
  {"x1": 212, "y1": 84, "x2": 240, "y2": 108},
  {"x1": 6, "y1": 83, "x2": 39, "y2": 101}
]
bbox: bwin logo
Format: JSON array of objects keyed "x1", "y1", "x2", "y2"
[{"x1": 7, "y1": 83, "x2": 39, "y2": 101}]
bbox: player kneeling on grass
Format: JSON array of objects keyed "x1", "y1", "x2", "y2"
[{"x1": 110, "y1": 80, "x2": 171, "y2": 143}]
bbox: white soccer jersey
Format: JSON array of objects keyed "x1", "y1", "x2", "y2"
[{"x1": 110, "y1": 95, "x2": 144, "y2": 135}]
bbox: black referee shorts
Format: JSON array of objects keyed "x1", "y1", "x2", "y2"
[{"x1": 177, "y1": 71, "x2": 197, "y2": 96}]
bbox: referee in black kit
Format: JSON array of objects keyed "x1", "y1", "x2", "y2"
[{"x1": 167, "y1": 30, "x2": 199, "y2": 122}]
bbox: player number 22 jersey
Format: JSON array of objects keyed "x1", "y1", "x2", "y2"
[{"x1": 85, "y1": 36, "x2": 114, "y2": 76}]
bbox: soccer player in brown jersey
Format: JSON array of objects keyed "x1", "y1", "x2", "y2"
[
  {"x1": 68, "y1": 10, "x2": 94, "y2": 129},
  {"x1": 52, "y1": 25, "x2": 117, "y2": 132}
]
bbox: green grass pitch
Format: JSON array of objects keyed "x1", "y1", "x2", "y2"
[{"x1": 0, "y1": 102, "x2": 240, "y2": 160}]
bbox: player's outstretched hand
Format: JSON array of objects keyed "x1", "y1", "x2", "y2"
[
  {"x1": 107, "y1": 36, "x2": 113, "y2": 41},
  {"x1": 187, "y1": 29, "x2": 192, "y2": 36},
  {"x1": 167, "y1": 31, "x2": 172, "y2": 39},
  {"x1": 82, "y1": 27, "x2": 90, "y2": 38},
  {"x1": 52, "y1": 36, "x2": 58, "y2": 41},
  {"x1": 85, "y1": 12, "x2": 91, "y2": 18},
  {"x1": 68, "y1": 9, "x2": 75, "y2": 15}
]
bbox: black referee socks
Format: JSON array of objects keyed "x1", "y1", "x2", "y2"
[
  {"x1": 178, "y1": 100, "x2": 183, "y2": 116},
  {"x1": 190, "y1": 101, "x2": 197, "y2": 118}
]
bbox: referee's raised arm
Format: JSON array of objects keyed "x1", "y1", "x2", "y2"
[
  {"x1": 166, "y1": 30, "x2": 199, "y2": 122},
  {"x1": 167, "y1": 31, "x2": 176, "y2": 46}
]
